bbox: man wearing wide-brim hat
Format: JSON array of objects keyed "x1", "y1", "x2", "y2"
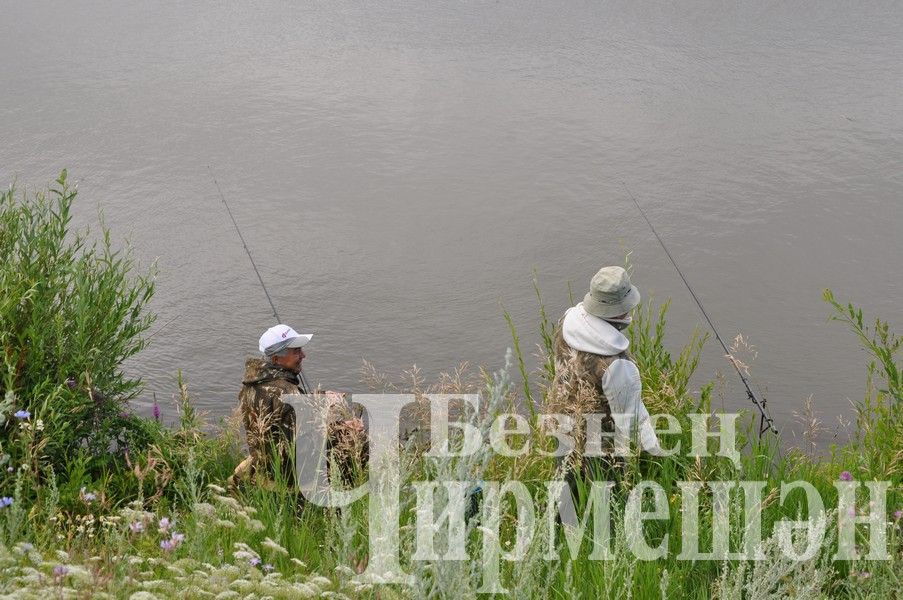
[{"x1": 550, "y1": 266, "x2": 663, "y2": 476}]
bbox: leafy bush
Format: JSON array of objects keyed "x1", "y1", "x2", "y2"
[{"x1": 0, "y1": 171, "x2": 156, "y2": 483}]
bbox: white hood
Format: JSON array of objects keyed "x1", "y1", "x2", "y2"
[{"x1": 562, "y1": 302, "x2": 629, "y2": 356}]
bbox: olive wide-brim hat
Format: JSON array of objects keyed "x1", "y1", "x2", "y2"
[{"x1": 582, "y1": 266, "x2": 641, "y2": 318}]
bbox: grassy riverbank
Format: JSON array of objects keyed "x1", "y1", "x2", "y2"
[{"x1": 0, "y1": 174, "x2": 899, "y2": 599}]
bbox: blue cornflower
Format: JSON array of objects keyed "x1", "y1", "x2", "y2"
[
  {"x1": 13, "y1": 410, "x2": 30, "y2": 420},
  {"x1": 0, "y1": 497, "x2": 14, "y2": 508}
]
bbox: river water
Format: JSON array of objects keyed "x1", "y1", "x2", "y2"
[{"x1": 2, "y1": 1, "x2": 900, "y2": 448}]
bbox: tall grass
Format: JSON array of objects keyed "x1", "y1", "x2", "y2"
[{"x1": 0, "y1": 174, "x2": 899, "y2": 598}]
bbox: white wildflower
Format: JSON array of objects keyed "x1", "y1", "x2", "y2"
[
  {"x1": 16, "y1": 571, "x2": 44, "y2": 585},
  {"x1": 67, "y1": 565, "x2": 93, "y2": 584},
  {"x1": 166, "y1": 565, "x2": 187, "y2": 577},
  {"x1": 128, "y1": 592, "x2": 162, "y2": 600},
  {"x1": 307, "y1": 576, "x2": 333, "y2": 589},
  {"x1": 232, "y1": 548, "x2": 260, "y2": 564},
  {"x1": 141, "y1": 580, "x2": 175, "y2": 593},
  {"x1": 229, "y1": 579, "x2": 256, "y2": 594},
  {"x1": 292, "y1": 583, "x2": 317, "y2": 598},
  {"x1": 217, "y1": 564, "x2": 243, "y2": 581},
  {"x1": 261, "y1": 538, "x2": 288, "y2": 556},
  {"x1": 334, "y1": 565, "x2": 355, "y2": 578},
  {"x1": 256, "y1": 581, "x2": 281, "y2": 596},
  {"x1": 193, "y1": 502, "x2": 217, "y2": 518},
  {"x1": 247, "y1": 519, "x2": 265, "y2": 533},
  {"x1": 213, "y1": 495, "x2": 243, "y2": 512}
]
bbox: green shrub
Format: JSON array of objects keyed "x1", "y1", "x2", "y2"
[{"x1": 0, "y1": 170, "x2": 156, "y2": 483}]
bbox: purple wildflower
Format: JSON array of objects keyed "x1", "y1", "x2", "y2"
[
  {"x1": 158, "y1": 517, "x2": 172, "y2": 532},
  {"x1": 129, "y1": 521, "x2": 144, "y2": 534},
  {"x1": 53, "y1": 565, "x2": 69, "y2": 577},
  {"x1": 839, "y1": 471, "x2": 853, "y2": 482},
  {"x1": 170, "y1": 532, "x2": 185, "y2": 546},
  {"x1": 119, "y1": 412, "x2": 131, "y2": 419},
  {"x1": 894, "y1": 510, "x2": 902, "y2": 521},
  {"x1": 6, "y1": 467, "x2": 13, "y2": 473},
  {"x1": 249, "y1": 557, "x2": 261, "y2": 567},
  {"x1": 13, "y1": 410, "x2": 30, "y2": 420},
  {"x1": 80, "y1": 487, "x2": 97, "y2": 502},
  {"x1": 160, "y1": 539, "x2": 176, "y2": 552},
  {"x1": 263, "y1": 563, "x2": 274, "y2": 572},
  {"x1": 0, "y1": 497, "x2": 13, "y2": 508},
  {"x1": 152, "y1": 403, "x2": 161, "y2": 422}
]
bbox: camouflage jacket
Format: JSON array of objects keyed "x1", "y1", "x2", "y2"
[
  {"x1": 550, "y1": 322, "x2": 631, "y2": 440},
  {"x1": 553, "y1": 309, "x2": 665, "y2": 465},
  {"x1": 238, "y1": 358, "x2": 309, "y2": 483},
  {"x1": 234, "y1": 358, "x2": 367, "y2": 489}
]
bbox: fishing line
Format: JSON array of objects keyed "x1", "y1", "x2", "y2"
[
  {"x1": 209, "y1": 166, "x2": 281, "y2": 324},
  {"x1": 209, "y1": 167, "x2": 313, "y2": 393},
  {"x1": 622, "y1": 182, "x2": 778, "y2": 437},
  {"x1": 145, "y1": 313, "x2": 180, "y2": 341}
]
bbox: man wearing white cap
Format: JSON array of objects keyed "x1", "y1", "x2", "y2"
[
  {"x1": 230, "y1": 325, "x2": 363, "y2": 491},
  {"x1": 551, "y1": 266, "x2": 663, "y2": 478}
]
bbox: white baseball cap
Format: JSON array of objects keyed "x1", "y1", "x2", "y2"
[{"x1": 258, "y1": 324, "x2": 313, "y2": 356}]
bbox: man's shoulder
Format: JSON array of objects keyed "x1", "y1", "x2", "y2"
[
  {"x1": 250, "y1": 378, "x2": 299, "y2": 396},
  {"x1": 580, "y1": 350, "x2": 634, "y2": 384},
  {"x1": 241, "y1": 358, "x2": 300, "y2": 397}
]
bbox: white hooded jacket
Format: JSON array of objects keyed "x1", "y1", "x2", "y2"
[{"x1": 561, "y1": 303, "x2": 662, "y2": 455}]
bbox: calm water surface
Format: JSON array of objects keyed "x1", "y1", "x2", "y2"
[{"x1": 2, "y1": 2, "x2": 901, "y2": 447}]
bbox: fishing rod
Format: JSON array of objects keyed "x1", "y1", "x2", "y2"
[
  {"x1": 209, "y1": 167, "x2": 314, "y2": 394},
  {"x1": 145, "y1": 313, "x2": 181, "y2": 342},
  {"x1": 622, "y1": 182, "x2": 778, "y2": 437}
]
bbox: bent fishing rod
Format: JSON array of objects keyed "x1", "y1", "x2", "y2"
[
  {"x1": 209, "y1": 167, "x2": 314, "y2": 394},
  {"x1": 622, "y1": 182, "x2": 778, "y2": 437}
]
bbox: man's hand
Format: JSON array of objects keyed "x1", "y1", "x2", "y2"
[
  {"x1": 344, "y1": 417, "x2": 364, "y2": 432},
  {"x1": 319, "y1": 391, "x2": 365, "y2": 434},
  {"x1": 324, "y1": 390, "x2": 346, "y2": 404}
]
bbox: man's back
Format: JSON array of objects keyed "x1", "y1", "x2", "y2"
[{"x1": 237, "y1": 357, "x2": 307, "y2": 484}]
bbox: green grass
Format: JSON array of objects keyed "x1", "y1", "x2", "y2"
[{"x1": 0, "y1": 173, "x2": 900, "y2": 599}]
